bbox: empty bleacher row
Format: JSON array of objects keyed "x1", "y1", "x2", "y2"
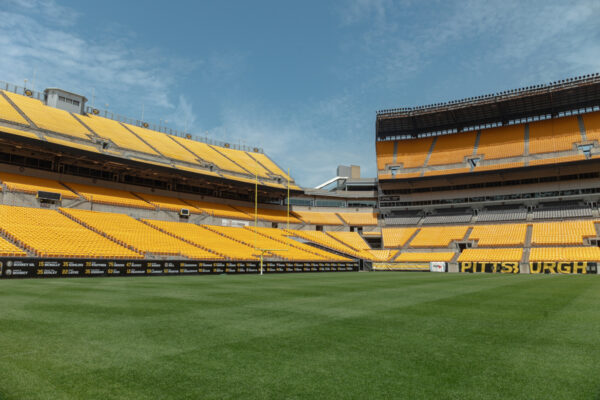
[
  {"x1": 377, "y1": 111, "x2": 600, "y2": 179},
  {"x1": 0, "y1": 89, "x2": 301, "y2": 189}
]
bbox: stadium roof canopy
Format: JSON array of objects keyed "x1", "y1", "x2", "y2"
[{"x1": 376, "y1": 73, "x2": 600, "y2": 140}]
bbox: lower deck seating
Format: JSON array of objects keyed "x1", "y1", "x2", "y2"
[
  {"x1": 327, "y1": 231, "x2": 370, "y2": 251},
  {"x1": 530, "y1": 221, "x2": 597, "y2": 245},
  {"x1": 61, "y1": 208, "x2": 219, "y2": 259},
  {"x1": 394, "y1": 252, "x2": 455, "y2": 262},
  {"x1": 248, "y1": 227, "x2": 350, "y2": 261},
  {"x1": 409, "y1": 226, "x2": 469, "y2": 247},
  {"x1": 529, "y1": 247, "x2": 600, "y2": 262},
  {"x1": 468, "y1": 224, "x2": 527, "y2": 246},
  {"x1": 381, "y1": 227, "x2": 418, "y2": 248},
  {"x1": 142, "y1": 219, "x2": 258, "y2": 260},
  {"x1": 457, "y1": 248, "x2": 523, "y2": 262},
  {"x1": 0, "y1": 235, "x2": 27, "y2": 256},
  {"x1": 286, "y1": 230, "x2": 371, "y2": 260},
  {"x1": 235, "y1": 206, "x2": 301, "y2": 224},
  {"x1": 0, "y1": 205, "x2": 139, "y2": 258}
]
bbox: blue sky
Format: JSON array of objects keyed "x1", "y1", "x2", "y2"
[{"x1": 1, "y1": 0, "x2": 599, "y2": 187}]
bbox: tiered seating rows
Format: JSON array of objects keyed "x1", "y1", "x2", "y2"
[{"x1": 378, "y1": 112, "x2": 597, "y2": 178}]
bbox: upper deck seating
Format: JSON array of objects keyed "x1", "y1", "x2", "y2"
[
  {"x1": 427, "y1": 131, "x2": 477, "y2": 166},
  {"x1": 468, "y1": 224, "x2": 528, "y2": 246},
  {"x1": 0, "y1": 172, "x2": 78, "y2": 199},
  {"x1": 124, "y1": 124, "x2": 200, "y2": 165},
  {"x1": 0, "y1": 92, "x2": 29, "y2": 125},
  {"x1": 530, "y1": 221, "x2": 597, "y2": 245},
  {"x1": 476, "y1": 125, "x2": 525, "y2": 160},
  {"x1": 337, "y1": 212, "x2": 378, "y2": 226},
  {"x1": 408, "y1": 226, "x2": 469, "y2": 247},
  {"x1": 582, "y1": 111, "x2": 600, "y2": 143},
  {"x1": 171, "y1": 137, "x2": 250, "y2": 175},
  {"x1": 142, "y1": 219, "x2": 258, "y2": 260},
  {"x1": 0, "y1": 205, "x2": 139, "y2": 258},
  {"x1": 66, "y1": 183, "x2": 154, "y2": 210},
  {"x1": 381, "y1": 227, "x2": 418, "y2": 248},
  {"x1": 395, "y1": 137, "x2": 434, "y2": 168},
  {"x1": 215, "y1": 147, "x2": 272, "y2": 178},
  {"x1": 376, "y1": 141, "x2": 395, "y2": 170},
  {"x1": 293, "y1": 211, "x2": 343, "y2": 225},
  {"x1": 248, "y1": 152, "x2": 292, "y2": 181},
  {"x1": 3, "y1": 91, "x2": 91, "y2": 140},
  {"x1": 61, "y1": 208, "x2": 219, "y2": 259},
  {"x1": 76, "y1": 115, "x2": 159, "y2": 156},
  {"x1": 528, "y1": 116, "x2": 581, "y2": 154}
]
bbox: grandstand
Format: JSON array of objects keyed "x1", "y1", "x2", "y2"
[{"x1": 0, "y1": 74, "x2": 599, "y2": 277}]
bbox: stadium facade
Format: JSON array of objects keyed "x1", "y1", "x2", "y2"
[{"x1": 0, "y1": 74, "x2": 599, "y2": 277}]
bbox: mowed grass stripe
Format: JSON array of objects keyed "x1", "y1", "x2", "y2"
[{"x1": 0, "y1": 273, "x2": 598, "y2": 399}]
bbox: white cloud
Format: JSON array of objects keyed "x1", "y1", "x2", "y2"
[{"x1": 0, "y1": 1, "x2": 196, "y2": 117}]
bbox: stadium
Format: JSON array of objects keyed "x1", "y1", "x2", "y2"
[
  {"x1": 0, "y1": 73, "x2": 599, "y2": 398},
  {"x1": 1, "y1": 3, "x2": 599, "y2": 397}
]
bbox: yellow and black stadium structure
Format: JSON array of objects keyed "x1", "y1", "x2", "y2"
[{"x1": 0, "y1": 74, "x2": 600, "y2": 278}]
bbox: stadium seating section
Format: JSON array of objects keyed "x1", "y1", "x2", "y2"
[
  {"x1": 377, "y1": 113, "x2": 599, "y2": 179},
  {"x1": 0, "y1": 201, "x2": 598, "y2": 265},
  {"x1": 457, "y1": 248, "x2": 523, "y2": 262},
  {"x1": 142, "y1": 219, "x2": 259, "y2": 260},
  {"x1": 0, "y1": 205, "x2": 139, "y2": 258},
  {"x1": 0, "y1": 90, "x2": 298, "y2": 188},
  {"x1": 409, "y1": 226, "x2": 469, "y2": 247},
  {"x1": 468, "y1": 224, "x2": 527, "y2": 246},
  {"x1": 337, "y1": 212, "x2": 378, "y2": 226},
  {"x1": 66, "y1": 183, "x2": 154, "y2": 210},
  {"x1": 61, "y1": 208, "x2": 218, "y2": 259},
  {"x1": 235, "y1": 206, "x2": 301, "y2": 224},
  {"x1": 427, "y1": 131, "x2": 476, "y2": 166},
  {"x1": 382, "y1": 227, "x2": 418, "y2": 248},
  {"x1": 530, "y1": 221, "x2": 596, "y2": 245},
  {"x1": 0, "y1": 172, "x2": 78, "y2": 199},
  {"x1": 293, "y1": 211, "x2": 343, "y2": 225}
]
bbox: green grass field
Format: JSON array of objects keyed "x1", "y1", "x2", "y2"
[{"x1": 1, "y1": 273, "x2": 599, "y2": 399}]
